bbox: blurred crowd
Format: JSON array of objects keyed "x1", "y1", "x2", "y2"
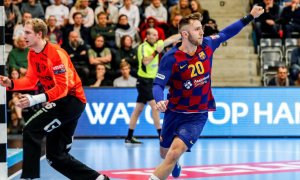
[
  {"x1": 4, "y1": 0, "x2": 220, "y2": 86},
  {"x1": 250, "y1": 0, "x2": 300, "y2": 86},
  {"x1": 251, "y1": 0, "x2": 300, "y2": 41},
  {"x1": 4, "y1": 0, "x2": 220, "y2": 134}
]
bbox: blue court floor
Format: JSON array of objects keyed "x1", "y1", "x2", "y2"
[{"x1": 8, "y1": 138, "x2": 300, "y2": 180}]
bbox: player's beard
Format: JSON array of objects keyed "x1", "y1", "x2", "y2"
[{"x1": 188, "y1": 33, "x2": 202, "y2": 46}]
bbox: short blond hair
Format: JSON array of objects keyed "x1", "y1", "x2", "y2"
[
  {"x1": 25, "y1": 18, "x2": 48, "y2": 38},
  {"x1": 178, "y1": 13, "x2": 203, "y2": 32},
  {"x1": 120, "y1": 60, "x2": 131, "y2": 69}
]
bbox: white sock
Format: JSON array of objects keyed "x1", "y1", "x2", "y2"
[
  {"x1": 96, "y1": 174, "x2": 106, "y2": 180},
  {"x1": 149, "y1": 174, "x2": 161, "y2": 180}
]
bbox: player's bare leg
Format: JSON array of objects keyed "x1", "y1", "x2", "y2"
[
  {"x1": 125, "y1": 103, "x2": 145, "y2": 144},
  {"x1": 149, "y1": 100, "x2": 161, "y2": 130},
  {"x1": 151, "y1": 137, "x2": 187, "y2": 179}
]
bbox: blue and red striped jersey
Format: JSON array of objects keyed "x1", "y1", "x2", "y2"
[{"x1": 153, "y1": 19, "x2": 247, "y2": 113}]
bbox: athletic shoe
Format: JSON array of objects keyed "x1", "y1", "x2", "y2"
[
  {"x1": 172, "y1": 162, "x2": 181, "y2": 178},
  {"x1": 125, "y1": 137, "x2": 142, "y2": 144}
]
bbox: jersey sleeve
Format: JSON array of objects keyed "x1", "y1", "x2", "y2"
[
  {"x1": 153, "y1": 52, "x2": 176, "y2": 102},
  {"x1": 154, "y1": 52, "x2": 175, "y2": 87},
  {"x1": 45, "y1": 49, "x2": 71, "y2": 102},
  {"x1": 12, "y1": 54, "x2": 39, "y2": 90}
]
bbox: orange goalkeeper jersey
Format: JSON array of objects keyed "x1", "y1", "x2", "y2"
[{"x1": 12, "y1": 42, "x2": 86, "y2": 103}]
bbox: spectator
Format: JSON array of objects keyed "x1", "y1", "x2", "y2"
[
  {"x1": 90, "y1": 12, "x2": 116, "y2": 48},
  {"x1": 291, "y1": 39, "x2": 300, "y2": 65},
  {"x1": 10, "y1": 67, "x2": 20, "y2": 80},
  {"x1": 279, "y1": 0, "x2": 300, "y2": 38},
  {"x1": 119, "y1": 0, "x2": 140, "y2": 30},
  {"x1": 8, "y1": 68, "x2": 25, "y2": 134},
  {"x1": 45, "y1": 0, "x2": 70, "y2": 29},
  {"x1": 268, "y1": 65, "x2": 294, "y2": 86},
  {"x1": 94, "y1": 0, "x2": 119, "y2": 25},
  {"x1": 46, "y1": 15, "x2": 63, "y2": 46},
  {"x1": 118, "y1": 0, "x2": 144, "y2": 16},
  {"x1": 69, "y1": 0, "x2": 94, "y2": 28},
  {"x1": 113, "y1": 60, "x2": 137, "y2": 87},
  {"x1": 88, "y1": 35, "x2": 114, "y2": 79},
  {"x1": 89, "y1": 63, "x2": 113, "y2": 87},
  {"x1": 115, "y1": 14, "x2": 141, "y2": 48},
  {"x1": 143, "y1": 0, "x2": 167, "y2": 8},
  {"x1": 293, "y1": 70, "x2": 300, "y2": 85},
  {"x1": 21, "y1": 0, "x2": 45, "y2": 19},
  {"x1": 255, "y1": 0, "x2": 280, "y2": 40},
  {"x1": 62, "y1": 12, "x2": 90, "y2": 46},
  {"x1": 115, "y1": 35, "x2": 138, "y2": 77},
  {"x1": 169, "y1": 0, "x2": 191, "y2": 22},
  {"x1": 62, "y1": 31, "x2": 90, "y2": 85},
  {"x1": 144, "y1": 0, "x2": 168, "y2": 23},
  {"x1": 190, "y1": 0, "x2": 210, "y2": 25},
  {"x1": 140, "y1": 16, "x2": 166, "y2": 41},
  {"x1": 190, "y1": 0, "x2": 219, "y2": 37},
  {"x1": 7, "y1": 35, "x2": 29, "y2": 77},
  {"x1": 4, "y1": 0, "x2": 22, "y2": 45},
  {"x1": 13, "y1": 11, "x2": 32, "y2": 43},
  {"x1": 289, "y1": 39, "x2": 300, "y2": 79},
  {"x1": 204, "y1": 18, "x2": 219, "y2": 36},
  {"x1": 167, "y1": 13, "x2": 182, "y2": 37}
]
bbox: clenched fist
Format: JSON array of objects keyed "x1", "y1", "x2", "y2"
[{"x1": 250, "y1": 6, "x2": 265, "y2": 18}]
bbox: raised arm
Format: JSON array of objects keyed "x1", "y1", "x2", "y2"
[
  {"x1": 163, "y1": 34, "x2": 182, "y2": 48},
  {"x1": 210, "y1": 6, "x2": 265, "y2": 50},
  {"x1": 225, "y1": 5, "x2": 264, "y2": 38}
]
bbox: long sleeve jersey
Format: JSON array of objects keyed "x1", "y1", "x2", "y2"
[
  {"x1": 153, "y1": 18, "x2": 249, "y2": 113},
  {"x1": 12, "y1": 42, "x2": 86, "y2": 103}
]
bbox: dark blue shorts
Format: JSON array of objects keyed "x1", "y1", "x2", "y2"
[{"x1": 160, "y1": 110, "x2": 208, "y2": 151}]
